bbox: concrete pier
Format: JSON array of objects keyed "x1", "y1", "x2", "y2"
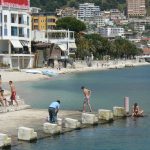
[{"x1": 0, "y1": 108, "x2": 127, "y2": 148}]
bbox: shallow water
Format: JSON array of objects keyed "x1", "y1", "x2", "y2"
[{"x1": 3, "y1": 65, "x2": 150, "y2": 150}]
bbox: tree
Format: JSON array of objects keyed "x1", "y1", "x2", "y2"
[
  {"x1": 56, "y1": 17, "x2": 86, "y2": 33},
  {"x1": 113, "y1": 37, "x2": 142, "y2": 58}
]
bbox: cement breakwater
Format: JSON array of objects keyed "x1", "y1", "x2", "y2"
[{"x1": 0, "y1": 107, "x2": 126, "y2": 149}]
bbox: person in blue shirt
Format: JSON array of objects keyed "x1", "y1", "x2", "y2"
[{"x1": 48, "y1": 100, "x2": 60, "y2": 123}]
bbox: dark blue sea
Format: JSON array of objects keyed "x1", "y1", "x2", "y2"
[{"x1": 5, "y1": 65, "x2": 150, "y2": 150}]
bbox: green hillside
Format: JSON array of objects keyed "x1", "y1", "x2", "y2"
[
  {"x1": 30, "y1": 0, "x2": 150, "y2": 16},
  {"x1": 30, "y1": 0, "x2": 126, "y2": 12}
]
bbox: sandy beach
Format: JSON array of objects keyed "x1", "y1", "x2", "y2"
[{"x1": 0, "y1": 59, "x2": 149, "y2": 83}]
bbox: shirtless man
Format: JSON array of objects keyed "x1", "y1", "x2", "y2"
[
  {"x1": 81, "y1": 86, "x2": 92, "y2": 112},
  {"x1": 9, "y1": 81, "x2": 18, "y2": 106}
]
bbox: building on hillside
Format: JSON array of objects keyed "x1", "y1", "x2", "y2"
[
  {"x1": 94, "y1": 16, "x2": 105, "y2": 27},
  {"x1": 30, "y1": 7, "x2": 41, "y2": 13},
  {"x1": 99, "y1": 27, "x2": 125, "y2": 38},
  {"x1": 78, "y1": 3, "x2": 100, "y2": 21},
  {"x1": 0, "y1": 0, "x2": 34, "y2": 69},
  {"x1": 129, "y1": 17, "x2": 150, "y2": 25},
  {"x1": 31, "y1": 30, "x2": 77, "y2": 68},
  {"x1": 127, "y1": 0, "x2": 146, "y2": 18},
  {"x1": 56, "y1": 7, "x2": 79, "y2": 18},
  {"x1": 31, "y1": 12, "x2": 57, "y2": 31},
  {"x1": 110, "y1": 9, "x2": 126, "y2": 20},
  {"x1": 134, "y1": 24, "x2": 145, "y2": 33}
]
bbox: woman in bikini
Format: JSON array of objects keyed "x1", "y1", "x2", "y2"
[{"x1": 132, "y1": 103, "x2": 144, "y2": 117}]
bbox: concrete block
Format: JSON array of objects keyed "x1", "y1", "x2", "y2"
[
  {"x1": 18, "y1": 127, "x2": 37, "y2": 141},
  {"x1": 113, "y1": 107, "x2": 126, "y2": 117},
  {"x1": 43, "y1": 123, "x2": 62, "y2": 134},
  {"x1": 0, "y1": 133, "x2": 11, "y2": 148},
  {"x1": 82, "y1": 113, "x2": 98, "y2": 124},
  {"x1": 57, "y1": 118, "x2": 63, "y2": 126},
  {"x1": 64, "y1": 118, "x2": 81, "y2": 129},
  {"x1": 98, "y1": 109, "x2": 113, "y2": 121}
]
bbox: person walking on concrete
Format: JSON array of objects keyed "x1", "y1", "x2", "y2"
[
  {"x1": 81, "y1": 86, "x2": 92, "y2": 112},
  {"x1": 48, "y1": 100, "x2": 60, "y2": 123}
]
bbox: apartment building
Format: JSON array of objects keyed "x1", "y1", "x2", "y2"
[
  {"x1": 99, "y1": 27, "x2": 125, "y2": 38},
  {"x1": 127, "y1": 0, "x2": 146, "y2": 18},
  {"x1": 0, "y1": 0, "x2": 34, "y2": 69},
  {"x1": 32, "y1": 12, "x2": 57, "y2": 31},
  {"x1": 78, "y1": 3, "x2": 100, "y2": 21}
]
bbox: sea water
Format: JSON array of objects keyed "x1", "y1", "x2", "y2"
[{"x1": 6, "y1": 65, "x2": 150, "y2": 150}]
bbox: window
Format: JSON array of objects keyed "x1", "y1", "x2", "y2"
[
  {"x1": 4, "y1": 28, "x2": 7, "y2": 36},
  {"x1": 0, "y1": 13, "x2": 2, "y2": 23},
  {"x1": 27, "y1": 16, "x2": 29, "y2": 25},
  {"x1": 11, "y1": 14, "x2": 16, "y2": 23},
  {"x1": 34, "y1": 19, "x2": 38, "y2": 23},
  {"x1": 0, "y1": 27, "x2": 2, "y2": 36},
  {"x1": 19, "y1": 27, "x2": 24, "y2": 37},
  {"x1": 4, "y1": 15, "x2": 7, "y2": 23},
  {"x1": 47, "y1": 18, "x2": 56, "y2": 23},
  {"x1": 27, "y1": 29, "x2": 30, "y2": 38},
  {"x1": 18, "y1": 15, "x2": 23, "y2": 24},
  {"x1": 11, "y1": 27, "x2": 17, "y2": 36},
  {"x1": 33, "y1": 25, "x2": 38, "y2": 30}
]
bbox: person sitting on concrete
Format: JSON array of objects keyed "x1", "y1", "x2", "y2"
[
  {"x1": 48, "y1": 100, "x2": 60, "y2": 123},
  {"x1": 0, "y1": 90, "x2": 8, "y2": 107},
  {"x1": 132, "y1": 103, "x2": 144, "y2": 117}
]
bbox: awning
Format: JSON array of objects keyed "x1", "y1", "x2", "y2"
[
  {"x1": 20, "y1": 40, "x2": 31, "y2": 47},
  {"x1": 58, "y1": 44, "x2": 67, "y2": 51},
  {"x1": 69, "y1": 43, "x2": 77, "y2": 49},
  {"x1": 10, "y1": 40, "x2": 23, "y2": 48}
]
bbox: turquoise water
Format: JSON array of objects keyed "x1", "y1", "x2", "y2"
[{"x1": 5, "y1": 65, "x2": 150, "y2": 150}]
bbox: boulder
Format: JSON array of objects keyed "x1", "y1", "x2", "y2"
[
  {"x1": 43, "y1": 123, "x2": 61, "y2": 134},
  {"x1": 18, "y1": 127, "x2": 37, "y2": 141},
  {"x1": 113, "y1": 107, "x2": 126, "y2": 117},
  {"x1": 0, "y1": 133, "x2": 11, "y2": 148},
  {"x1": 98, "y1": 109, "x2": 113, "y2": 121},
  {"x1": 64, "y1": 118, "x2": 81, "y2": 129},
  {"x1": 82, "y1": 113, "x2": 98, "y2": 124}
]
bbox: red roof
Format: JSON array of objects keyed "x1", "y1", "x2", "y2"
[
  {"x1": 143, "y1": 48, "x2": 150, "y2": 55},
  {"x1": 141, "y1": 38, "x2": 150, "y2": 41},
  {"x1": 0, "y1": 0, "x2": 30, "y2": 8}
]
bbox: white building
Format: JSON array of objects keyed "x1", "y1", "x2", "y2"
[
  {"x1": 0, "y1": 1, "x2": 34, "y2": 69},
  {"x1": 99, "y1": 27, "x2": 125, "y2": 38},
  {"x1": 32, "y1": 30, "x2": 77, "y2": 56},
  {"x1": 94, "y1": 16, "x2": 105, "y2": 27},
  {"x1": 78, "y1": 3, "x2": 100, "y2": 21}
]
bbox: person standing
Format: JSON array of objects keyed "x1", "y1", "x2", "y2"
[
  {"x1": 48, "y1": 100, "x2": 60, "y2": 123},
  {"x1": 81, "y1": 86, "x2": 92, "y2": 112},
  {"x1": 9, "y1": 81, "x2": 18, "y2": 106}
]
